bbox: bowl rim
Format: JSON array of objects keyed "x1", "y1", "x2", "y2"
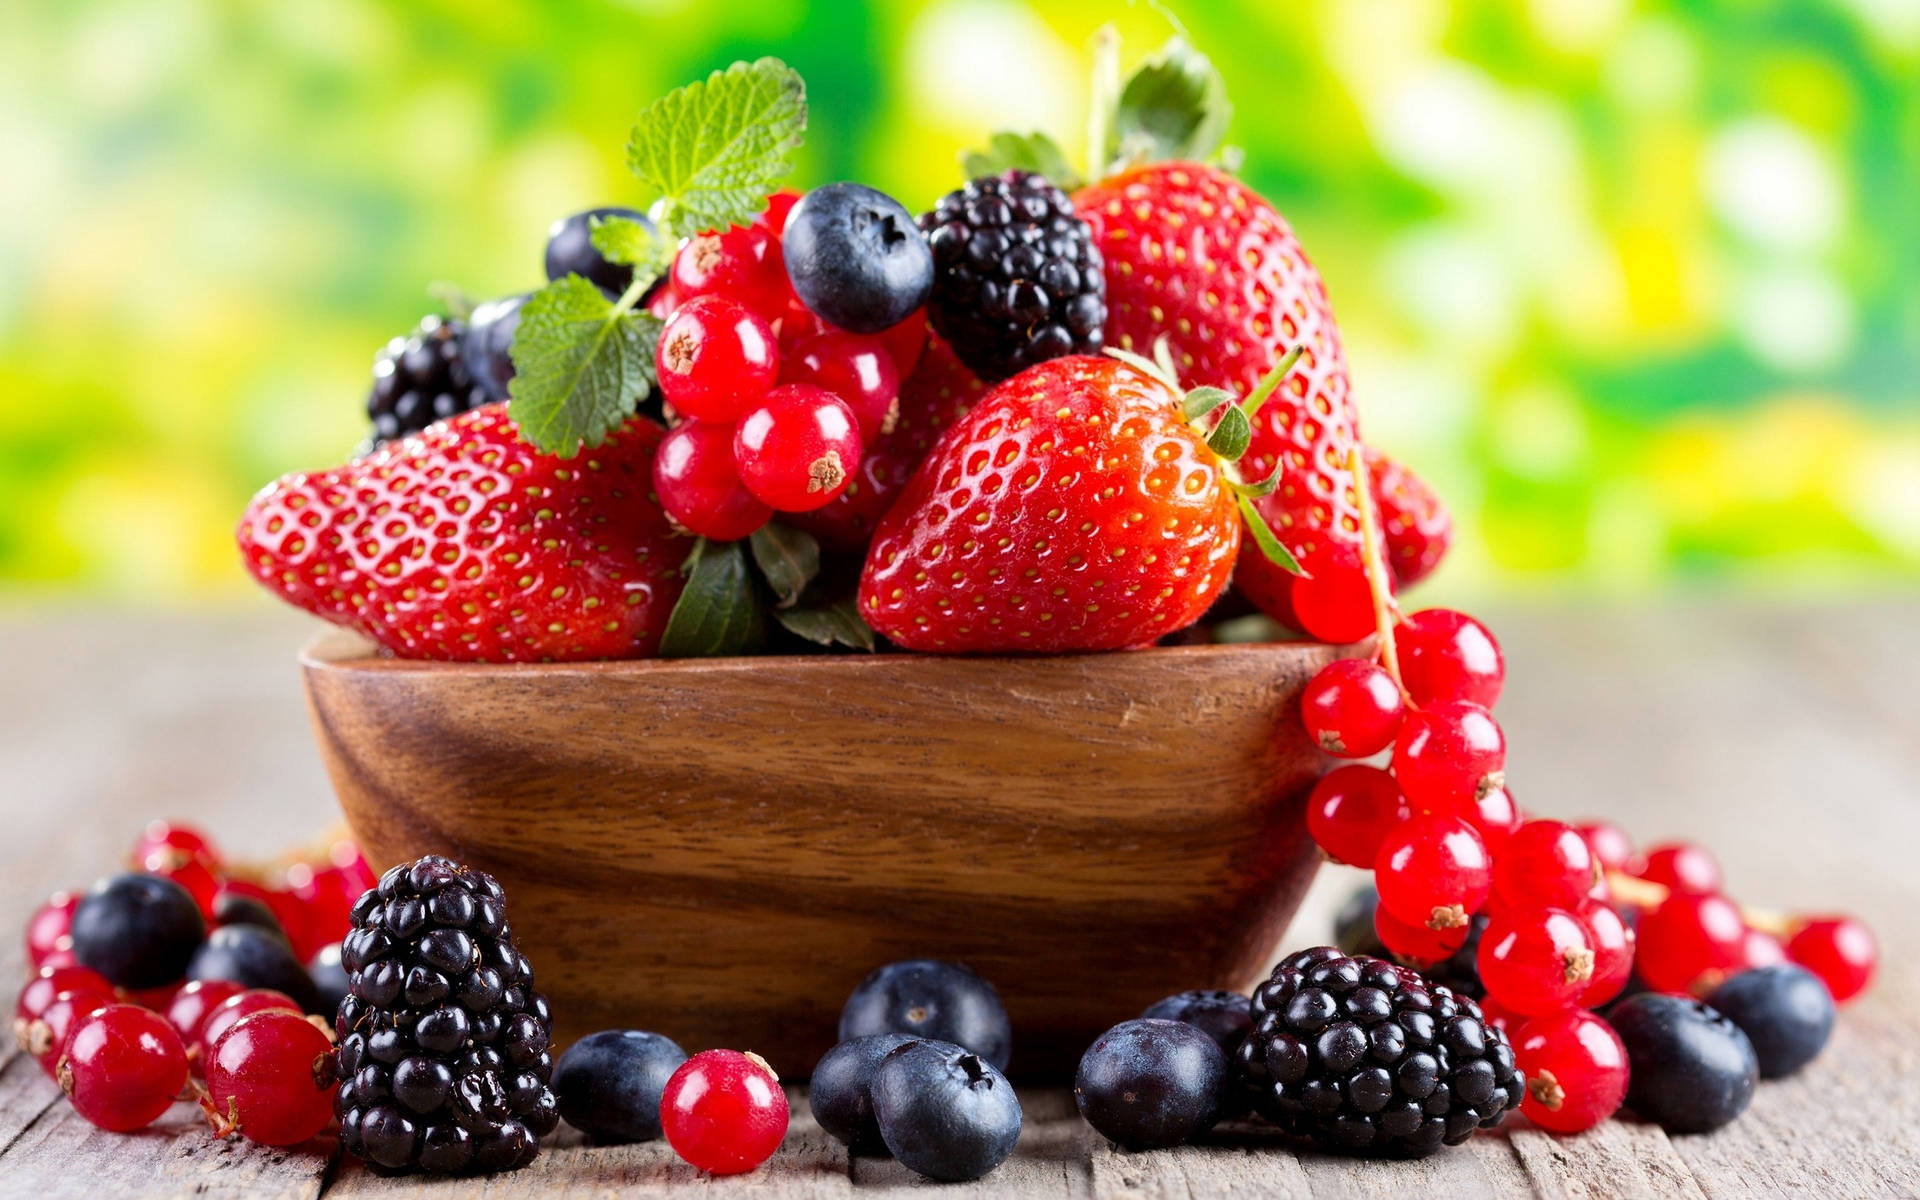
[{"x1": 299, "y1": 627, "x2": 1343, "y2": 677}]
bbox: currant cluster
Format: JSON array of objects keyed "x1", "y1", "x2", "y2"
[
  {"x1": 649, "y1": 186, "x2": 932, "y2": 542},
  {"x1": 15, "y1": 820, "x2": 372, "y2": 1144},
  {"x1": 1297, "y1": 542, "x2": 1879, "y2": 1137}
]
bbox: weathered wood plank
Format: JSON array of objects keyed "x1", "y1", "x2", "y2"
[
  {"x1": 1506, "y1": 1121, "x2": 1707, "y2": 1199},
  {"x1": 1088, "y1": 1119, "x2": 1316, "y2": 1198}
]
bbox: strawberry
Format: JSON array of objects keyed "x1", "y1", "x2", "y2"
[
  {"x1": 237, "y1": 406, "x2": 688, "y2": 662},
  {"x1": 860, "y1": 355, "x2": 1253, "y2": 653},
  {"x1": 1074, "y1": 162, "x2": 1365, "y2": 626},
  {"x1": 1368, "y1": 447, "x2": 1453, "y2": 588},
  {"x1": 790, "y1": 333, "x2": 989, "y2": 553}
]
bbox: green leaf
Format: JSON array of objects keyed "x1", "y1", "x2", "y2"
[
  {"x1": 626, "y1": 58, "x2": 807, "y2": 241},
  {"x1": 1230, "y1": 462, "x2": 1282, "y2": 498},
  {"x1": 589, "y1": 215, "x2": 665, "y2": 272},
  {"x1": 960, "y1": 131, "x2": 1082, "y2": 189},
  {"x1": 1237, "y1": 495, "x2": 1303, "y2": 575},
  {"x1": 506, "y1": 276, "x2": 662, "y2": 456},
  {"x1": 1181, "y1": 386, "x2": 1234, "y2": 421},
  {"x1": 1206, "y1": 405, "x2": 1252, "y2": 461},
  {"x1": 774, "y1": 596, "x2": 876, "y2": 651},
  {"x1": 1103, "y1": 347, "x2": 1180, "y2": 391},
  {"x1": 748, "y1": 523, "x2": 821, "y2": 609},
  {"x1": 1115, "y1": 37, "x2": 1232, "y2": 167},
  {"x1": 659, "y1": 540, "x2": 768, "y2": 657}
]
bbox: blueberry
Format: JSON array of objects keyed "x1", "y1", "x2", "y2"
[
  {"x1": 212, "y1": 890, "x2": 288, "y2": 945},
  {"x1": 544, "y1": 206, "x2": 654, "y2": 297},
  {"x1": 870, "y1": 1039, "x2": 1022, "y2": 1182},
  {"x1": 69, "y1": 872, "x2": 206, "y2": 989},
  {"x1": 811, "y1": 1033, "x2": 919, "y2": 1154},
  {"x1": 1141, "y1": 990, "x2": 1252, "y2": 1058},
  {"x1": 1075, "y1": 1018, "x2": 1228, "y2": 1149},
  {"x1": 551, "y1": 1029, "x2": 687, "y2": 1144},
  {"x1": 463, "y1": 293, "x2": 529, "y2": 404},
  {"x1": 1610, "y1": 993, "x2": 1758, "y2": 1132},
  {"x1": 309, "y1": 942, "x2": 352, "y2": 1016},
  {"x1": 783, "y1": 183, "x2": 932, "y2": 334},
  {"x1": 839, "y1": 959, "x2": 1011, "y2": 1069},
  {"x1": 188, "y1": 923, "x2": 323, "y2": 1013},
  {"x1": 1706, "y1": 965, "x2": 1835, "y2": 1078}
]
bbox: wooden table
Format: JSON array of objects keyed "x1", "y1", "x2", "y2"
[{"x1": 2, "y1": 599, "x2": 1916, "y2": 1198}]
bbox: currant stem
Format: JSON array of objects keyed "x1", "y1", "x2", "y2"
[
  {"x1": 1349, "y1": 443, "x2": 1406, "y2": 700},
  {"x1": 1604, "y1": 869, "x2": 1796, "y2": 934}
]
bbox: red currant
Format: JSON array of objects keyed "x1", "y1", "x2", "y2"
[
  {"x1": 1289, "y1": 542, "x2": 1377, "y2": 645},
  {"x1": 165, "y1": 979, "x2": 247, "y2": 1061},
  {"x1": 15, "y1": 966, "x2": 114, "y2": 1046},
  {"x1": 1575, "y1": 898, "x2": 1635, "y2": 1007},
  {"x1": 1391, "y1": 700, "x2": 1506, "y2": 813},
  {"x1": 197, "y1": 990, "x2": 302, "y2": 1061},
  {"x1": 1477, "y1": 906, "x2": 1595, "y2": 1016},
  {"x1": 27, "y1": 988, "x2": 116, "y2": 1076},
  {"x1": 132, "y1": 820, "x2": 220, "y2": 869},
  {"x1": 1477, "y1": 992, "x2": 1522, "y2": 1033},
  {"x1": 661, "y1": 1048, "x2": 789, "y2": 1175},
  {"x1": 1306, "y1": 765, "x2": 1408, "y2": 867},
  {"x1": 757, "y1": 189, "x2": 803, "y2": 236},
  {"x1": 1373, "y1": 814, "x2": 1491, "y2": 932},
  {"x1": 733, "y1": 384, "x2": 863, "y2": 513},
  {"x1": 670, "y1": 223, "x2": 788, "y2": 317},
  {"x1": 1635, "y1": 892, "x2": 1746, "y2": 993},
  {"x1": 1463, "y1": 783, "x2": 1521, "y2": 855},
  {"x1": 1493, "y1": 820, "x2": 1600, "y2": 911},
  {"x1": 1574, "y1": 820, "x2": 1639, "y2": 874},
  {"x1": 221, "y1": 879, "x2": 314, "y2": 963},
  {"x1": 25, "y1": 890, "x2": 78, "y2": 969},
  {"x1": 140, "y1": 846, "x2": 222, "y2": 921},
  {"x1": 648, "y1": 282, "x2": 683, "y2": 321},
  {"x1": 873, "y1": 309, "x2": 929, "y2": 378},
  {"x1": 1787, "y1": 915, "x2": 1877, "y2": 1004},
  {"x1": 657, "y1": 295, "x2": 781, "y2": 424},
  {"x1": 1638, "y1": 842, "x2": 1721, "y2": 895},
  {"x1": 1373, "y1": 902, "x2": 1469, "y2": 964},
  {"x1": 283, "y1": 858, "x2": 367, "y2": 956},
  {"x1": 1513, "y1": 1009, "x2": 1629, "y2": 1134},
  {"x1": 1300, "y1": 658, "x2": 1405, "y2": 758},
  {"x1": 784, "y1": 331, "x2": 900, "y2": 441},
  {"x1": 1396, "y1": 609, "x2": 1504, "y2": 709},
  {"x1": 59, "y1": 1004, "x2": 190, "y2": 1132},
  {"x1": 204, "y1": 1009, "x2": 337, "y2": 1146},
  {"x1": 653, "y1": 420, "x2": 774, "y2": 541},
  {"x1": 1739, "y1": 926, "x2": 1787, "y2": 970}
]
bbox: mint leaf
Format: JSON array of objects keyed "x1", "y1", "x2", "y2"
[
  {"x1": 659, "y1": 540, "x2": 768, "y2": 657},
  {"x1": 626, "y1": 58, "x2": 807, "y2": 241},
  {"x1": 748, "y1": 523, "x2": 821, "y2": 609},
  {"x1": 1116, "y1": 37, "x2": 1232, "y2": 167},
  {"x1": 506, "y1": 275, "x2": 661, "y2": 456},
  {"x1": 589, "y1": 215, "x2": 665, "y2": 273},
  {"x1": 960, "y1": 131, "x2": 1082, "y2": 189},
  {"x1": 774, "y1": 596, "x2": 875, "y2": 651}
]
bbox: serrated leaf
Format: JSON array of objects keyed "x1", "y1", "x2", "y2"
[
  {"x1": 960, "y1": 131, "x2": 1082, "y2": 189},
  {"x1": 626, "y1": 58, "x2": 807, "y2": 241},
  {"x1": 506, "y1": 276, "x2": 661, "y2": 456},
  {"x1": 1206, "y1": 405, "x2": 1252, "y2": 461},
  {"x1": 589, "y1": 214, "x2": 664, "y2": 272},
  {"x1": 1182, "y1": 386, "x2": 1234, "y2": 421},
  {"x1": 1115, "y1": 37, "x2": 1232, "y2": 167},
  {"x1": 748, "y1": 523, "x2": 821, "y2": 609},
  {"x1": 774, "y1": 596, "x2": 876, "y2": 651},
  {"x1": 1238, "y1": 495, "x2": 1303, "y2": 575},
  {"x1": 659, "y1": 539, "x2": 768, "y2": 657}
]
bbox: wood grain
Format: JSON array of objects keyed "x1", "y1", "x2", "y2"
[{"x1": 301, "y1": 631, "x2": 1351, "y2": 1078}]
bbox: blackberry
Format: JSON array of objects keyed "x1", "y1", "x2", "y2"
[
  {"x1": 1239, "y1": 947, "x2": 1521, "y2": 1158},
  {"x1": 1334, "y1": 885, "x2": 1489, "y2": 1000},
  {"x1": 919, "y1": 171, "x2": 1105, "y2": 383},
  {"x1": 334, "y1": 856, "x2": 557, "y2": 1176},
  {"x1": 366, "y1": 315, "x2": 491, "y2": 446}
]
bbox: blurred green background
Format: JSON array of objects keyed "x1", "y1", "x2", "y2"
[{"x1": 2, "y1": 0, "x2": 1916, "y2": 602}]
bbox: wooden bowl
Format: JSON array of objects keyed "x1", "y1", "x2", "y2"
[{"x1": 301, "y1": 631, "x2": 1349, "y2": 1079}]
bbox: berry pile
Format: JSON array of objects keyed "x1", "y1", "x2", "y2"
[{"x1": 15, "y1": 820, "x2": 373, "y2": 1145}]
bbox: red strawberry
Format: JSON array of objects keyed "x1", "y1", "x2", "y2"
[
  {"x1": 859, "y1": 355, "x2": 1242, "y2": 653},
  {"x1": 1075, "y1": 162, "x2": 1363, "y2": 624},
  {"x1": 1368, "y1": 447, "x2": 1452, "y2": 588},
  {"x1": 790, "y1": 333, "x2": 989, "y2": 553},
  {"x1": 237, "y1": 406, "x2": 688, "y2": 662}
]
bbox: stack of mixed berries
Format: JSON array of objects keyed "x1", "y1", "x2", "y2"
[{"x1": 16, "y1": 821, "x2": 373, "y2": 1144}]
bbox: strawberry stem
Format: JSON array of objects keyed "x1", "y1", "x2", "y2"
[
  {"x1": 1349, "y1": 443, "x2": 1407, "y2": 700},
  {"x1": 1241, "y1": 346, "x2": 1304, "y2": 422},
  {"x1": 1086, "y1": 25, "x2": 1122, "y2": 185}
]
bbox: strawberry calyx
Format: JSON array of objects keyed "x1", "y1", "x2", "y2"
[{"x1": 1105, "y1": 341, "x2": 1304, "y2": 574}]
